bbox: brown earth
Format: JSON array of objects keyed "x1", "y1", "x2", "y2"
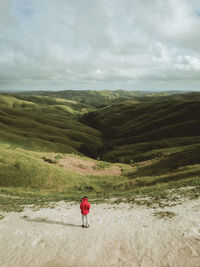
[{"x1": 58, "y1": 156, "x2": 122, "y2": 176}]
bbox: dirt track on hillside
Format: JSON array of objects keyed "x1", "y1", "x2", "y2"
[
  {"x1": 0, "y1": 199, "x2": 200, "y2": 267},
  {"x1": 58, "y1": 156, "x2": 122, "y2": 175}
]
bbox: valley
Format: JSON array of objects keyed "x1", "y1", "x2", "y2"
[
  {"x1": 0, "y1": 90, "x2": 200, "y2": 203},
  {"x1": 0, "y1": 90, "x2": 200, "y2": 266}
]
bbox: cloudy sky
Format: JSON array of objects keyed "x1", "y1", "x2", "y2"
[{"x1": 1, "y1": 0, "x2": 200, "y2": 91}]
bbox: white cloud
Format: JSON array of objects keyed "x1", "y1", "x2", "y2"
[{"x1": 0, "y1": 0, "x2": 200, "y2": 91}]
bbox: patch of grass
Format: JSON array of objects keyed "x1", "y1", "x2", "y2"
[
  {"x1": 0, "y1": 188, "x2": 84, "y2": 212},
  {"x1": 0, "y1": 178, "x2": 199, "y2": 212},
  {"x1": 154, "y1": 211, "x2": 176, "y2": 218},
  {"x1": 132, "y1": 145, "x2": 200, "y2": 177},
  {"x1": 42, "y1": 156, "x2": 57, "y2": 164},
  {"x1": 93, "y1": 160, "x2": 111, "y2": 170},
  {"x1": 0, "y1": 214, "x2": 5, "y2": 220},
  {"x1": 0, "y1": 195, "x2": 33, "y2": 212},
  {"x1": 99, "y1": 176, "x2": 200, "y2": 206},
  {"x1": 54, "y1": 154, "x2": 64, "y2": 160},
  {"x1": 0, "y1": 145, "x2": 85, "y2": 190}
]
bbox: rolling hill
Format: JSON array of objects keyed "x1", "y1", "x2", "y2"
[
  {"x1": 18, "y1": 89, "x2": 143, "y2": 108},
  {"x1": 16, "y1": 89, "x2": 195, "y2": 107},
  {"x1": 0, "y1": 90, "x2": 200, "y2": 201},
  {"x1": 0, "y1": 93, "x2": 103, "y2": 153},
  {"x1": 81, "y1": 98, "x2": 200, "y2": 164}
]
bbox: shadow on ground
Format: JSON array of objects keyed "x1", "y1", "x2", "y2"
[{"x1": 22, "y1": 216, "x2": 81, "y2": 228}]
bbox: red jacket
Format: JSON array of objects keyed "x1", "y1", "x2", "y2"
[{"x1": 80, "y1": 197, "x2": 91, "y2": 215}]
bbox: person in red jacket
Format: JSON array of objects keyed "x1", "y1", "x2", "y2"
[{"x1": 80, "y1": 196, "x2": 91, "y2": 228}]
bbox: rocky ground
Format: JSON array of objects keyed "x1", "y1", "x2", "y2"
[{"x1": 0, "y1": 198, "x2": 200, "y2": 267}]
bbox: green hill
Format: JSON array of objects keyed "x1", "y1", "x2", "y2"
[
  {"x1": 20, "y1": 89, "x2": 147, "y2": 107},
  {"x1": 18, "y1": 89, "x2": 196, "y2": 107},
  {"x1": 0, "y1": 94, "x2": 103, "y2": 153},
  {"x1": 0, "y1": 90, "x2": 200, "y2": 207},
  {"x1": 0, "y1": 142, "x2": 199, "y2": 209},
  {"x1": 10, "y1": 94, "x2": 95, "y2": 115},
  {"x1": 81, "y1": 99, "x2": 200, "y2": 163}
]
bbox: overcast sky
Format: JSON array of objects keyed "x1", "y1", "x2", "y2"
[{"x1": 1, "y1": 0, "x2": 200, "y2": 91}]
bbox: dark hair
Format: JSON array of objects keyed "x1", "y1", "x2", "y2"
[{"x1": 82, "y1": 196, "x2": 88, "y2": 199}]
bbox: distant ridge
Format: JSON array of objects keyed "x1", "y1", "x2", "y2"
[{"x1": 12, "y1": 89, "x2": 194, "y2": 108}]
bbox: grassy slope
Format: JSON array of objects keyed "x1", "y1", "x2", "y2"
[
  {"x1": 0, "y1": 91, "x2": 200, "y2": 208},
  {"x1": 0, "y1": 94, "x2": 103, "y2": 153},
  {"x1": 11, "y1": 94, "x2": 95, "y2": 115},
  {"x1": 22, "y1": 89, "x2": 146, "y2": 107},
  {"x1": 0, "y1": 143, "x2": 199, "y2": 212},
  {"x1": 0, "y1": 143, "x2": 132, "y2": 196},
  {"x1": 81, "y1": 99, "x2": 200, "y2": 163},
  {"x1": 21, "y1": 90, "x2": 199, "y2": 107}
]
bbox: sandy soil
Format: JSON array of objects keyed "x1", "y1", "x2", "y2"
[{"x1": 0, "y1": 199, "x2": 200, "y2": 267}]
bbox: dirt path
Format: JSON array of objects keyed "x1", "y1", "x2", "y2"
[
  {"x1": 58, "y1": 156, "x2": 122, "y2": 175},
  {"x1": 0, "y1": 199, "x2": 200, "y2": 267}
]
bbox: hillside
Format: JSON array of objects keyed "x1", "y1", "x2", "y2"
[
  {"x1": 81, "y1": 99, "x2": 200, "y2": 164},
  {"x1": 19, "y1": 89, "x2": 143, "y2": 108},
  {"x1": 0, "y1": 93, "x2": 102, "y2": 153},
  {"x1": 0, "y1": 90, "x2": 200, "y2": 202},
  {"x1": 0, "y1": 142, "x2": 199, "y2": 205},
  {"x1": 15, "y1": 89, "x2": 196, "y2": 107}
]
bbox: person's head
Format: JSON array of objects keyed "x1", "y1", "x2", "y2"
[{"x1": 82, "y1": 196, "x2": 88, "y2": 200}]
